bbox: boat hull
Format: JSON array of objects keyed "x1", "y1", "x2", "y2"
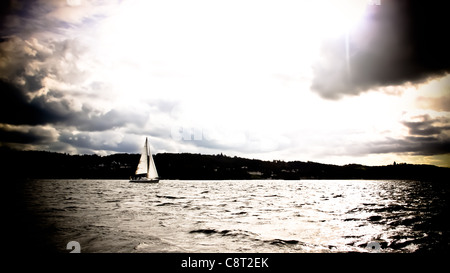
[{"x1": 129, "y1": 178, "x2": 159, "y2": 183}]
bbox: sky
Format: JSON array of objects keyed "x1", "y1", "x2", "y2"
[{"x1": 0, "y1": 0, "x2": 449, "y2": 167}]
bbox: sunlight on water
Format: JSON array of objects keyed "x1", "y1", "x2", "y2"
[{"x1": 18, "y1": 179, "x2": 450, "y2": 253}]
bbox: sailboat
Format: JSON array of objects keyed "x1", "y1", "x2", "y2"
[{"x1": 130, "y1": 137, "x2": 159, "y2": 183}]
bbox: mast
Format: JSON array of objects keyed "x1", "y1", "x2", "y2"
[{"x1": 144, "y1": 137, "x2": 148, "y2": 178}]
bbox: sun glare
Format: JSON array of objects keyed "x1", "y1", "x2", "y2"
[
  {"x1": 94, "y1": 0, "x2": 370, "y2": 98},
  {"x1": 309, "y1": 0, "x2": 368, "y2": 39}
]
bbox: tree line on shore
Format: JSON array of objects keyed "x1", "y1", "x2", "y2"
[{"x1": 2, "y1": 148, "x2": 449, "y2": 182}]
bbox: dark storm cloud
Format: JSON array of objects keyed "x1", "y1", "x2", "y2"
[
  {"x1": 311, "y1": 0, "x2": 450, "y2": 99},
  {"x1": 402, "y1": 115, "x2": 450, "y2": 137},
  {"x1": 0, "y1": 31, "x2": 146, "y2": 133},
  {"x1": 0, "y1": 1, "x2": 34, "y2": 36},
  {"x1": 1, "y1": 0, "x2": 113, "y2": 38},
  {"x1": 58, "y1": 131, "x2": 141, "y2": 153},
  {"x1": 0, "y1": 79, "x2": 147, "y2": 132},
  {"x1": 72, "y1": 107, "x2": 148, "y2": 132},
  {"x1": 0, "y1": 0, "x2": 165, "y2": 154},
  {"x1": 369, "y1": 136, "x2": 450, "y2": 156},
  {"x1": 0, "y1": 125, "x2": 54, "y2": 144},
  {"x1": 368, "y1": 115, "x2": 450, "y2": 156},
  {"x1": 0, "y1": 80, "x2": 65, "y2": 125}
]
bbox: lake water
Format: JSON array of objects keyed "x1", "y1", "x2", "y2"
[{"x1": 13, "y1": 179, "x2": 450, "y2": 253}]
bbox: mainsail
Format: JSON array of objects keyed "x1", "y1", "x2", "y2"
[{"x1": 135, "y1": 138, "x2": 149, "y2": 176}]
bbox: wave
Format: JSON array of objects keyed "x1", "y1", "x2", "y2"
[
  {"x1": 344, "y1": 218, "x2": 360, "y2": 222},
  {"x1": 189, "y1": 228, "x2": 259, "y2": 238},
  {"x1": 368, "y1": 215, "x2": 383, "y2": 222},
  {"x1": 62, "y1": 206, "x2": 79, "y2": 210},
  {"x1": 133, "y1": 237, "x2": 188, "y2": 253},
  {"x1": 232, "y1": 211, "x2": 248, "y2": 215},
  {"x1": 156, "y1": 202, "x2": 177, "y2": 207},
  {"x1": 156, "y1": 195, "x2": 185, "y2": 199},
  {"x1": 371, "y1": 204, "x2": 408, "y2": 213},
  {"x1": 188, "y1": 228, "x2": 311, "y2": 249},
  {"x1": 263, "y1": 238, "x2": 332, "y2": 252},
  {"x1": 268, "y1": 239, "x2": 300, "y2": 245},
  {"x1": 189, "y1": 229, "x2": 223, "y2": 235}
]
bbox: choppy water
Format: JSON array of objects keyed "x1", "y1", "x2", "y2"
[{"x1": 13, "y1": 179, "x2": 450, "y2": 253}]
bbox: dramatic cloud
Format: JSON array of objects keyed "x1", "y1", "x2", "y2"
[
  {"x1": 311, "y1": 1, "x2": 450, "y2": 100},
  {"x1": 402, "y1": 115, "x2": 450, "y2": 137},
  {"x1": 368, "y1": 115, "x2": 450, "y2": 156},
  {"x1": 0, "y1": 81, "x2": 53, "y2": 125},
  {"x1": 58, "y1": 130, "x2": 142, "y2": 154},
  {"x1": 0, "y1": 29, "x2": 152, "y2": 153},
  {"x1": 0, "y1": 123, "x2": 58, "y2": 146}
]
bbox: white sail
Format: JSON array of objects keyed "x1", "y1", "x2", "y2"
[
  {"x1": 135, "y1": 138, "x2": 149, "y2": 175},
  {"x1": 148, "y1": 145, "x2": 159, "y2": 179},
  {"x1": 131, "y1": 137, "x2": 159, "y2": 182}
]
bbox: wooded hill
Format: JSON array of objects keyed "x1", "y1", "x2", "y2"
[{"x1": 1, "y1": 149, "x2": 449, "y2": 182}]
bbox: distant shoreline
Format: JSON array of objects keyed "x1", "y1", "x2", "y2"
[{"x1": 2, "y1": 149, "x2": 449, "y2": 182}]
